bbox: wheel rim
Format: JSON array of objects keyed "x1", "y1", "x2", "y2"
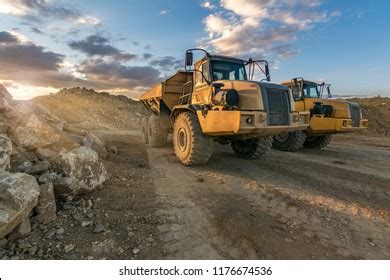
[
  {"x1": 177, "y1": 127, "x2": 188, "y2": 152},
  {"x1": 274, "y1": 132, "x2": 289, "y2": 143}
]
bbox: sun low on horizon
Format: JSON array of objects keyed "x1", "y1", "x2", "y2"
[{"x1": 1, "y1": 0, "x2": 389, "y2": 100}]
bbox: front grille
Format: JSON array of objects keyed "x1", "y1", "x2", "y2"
[
  {"x1": 348, "y1": 102, "x2": 361, "y2": 127},
  {"x1": 265, "y1": 88, "x2": 290, "y2": 126}
]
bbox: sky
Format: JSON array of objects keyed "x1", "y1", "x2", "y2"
[{"x1": 0, "y1": 0, "x2": 389, "y2": 99}]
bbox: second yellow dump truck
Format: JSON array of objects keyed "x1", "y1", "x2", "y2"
[
  {"x1": 140, "y1": 49, "x2": 309, "y2": 165},
  {"x1": 273, "y1": 78, "x2": 368, "y2": 151}
]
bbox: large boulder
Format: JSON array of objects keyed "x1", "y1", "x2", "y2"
[
  {"x1": 0, "y1": 134, "x2": 12, "y2": 171},
  {"x1": 0, "y1": 171, "x2": 40, "y2": 238},
  {"x1": 54, "y1": 147, "x2": 107, "y2": 197},
  {"x1": 0, "y1": 84, "x2": 13, "y2": 101},
  {"x1": 83, "y1": 133, "x2": 107, "y2": 159},
  {"x1": 11, "y1": 114, "x2": 61, "y2": 150},
  {"x1": 0, "y1": 84, "x2": 20, "y2": 123},
  {"x1": 16, "y1": 102, "x2": 65, "y2": 131}
]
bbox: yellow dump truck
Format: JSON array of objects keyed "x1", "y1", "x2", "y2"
[
  {"x1": 140, "y1": 49, "x2": 309, "y2": 165},
  {"x1": 273, "y1": 78, "x2": 368, "y2": 151}
]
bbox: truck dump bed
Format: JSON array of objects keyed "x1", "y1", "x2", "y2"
[{"x1": 140, "y1": 71, "x2": 192, "y2": 114}]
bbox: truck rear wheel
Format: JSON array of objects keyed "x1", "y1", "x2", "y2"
[
  {"x1": 148, "y1": 115, "x2": 168, "y2": 148},
  {"x1": 273, "y1": 131, "x2": 306, "y2": 152},
  {"x1": 303, "y1": 135, "x2": 332, "y2": 149},
  {"x1": 173, "y1": 112, "x2": 213, "y2": 166},
  {"x1": 141, "y1": 116, "x2": 148, "y2": 144},
  {"x1": 231, "y1": 136, "x2": 272, "y2": 159}
]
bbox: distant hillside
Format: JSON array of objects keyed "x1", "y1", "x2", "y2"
[
  {"x1": 30, "y1": 87, "x2": 146, "y2": 132},
  {"x1": 350, "y1": 97, "x2": 390, "y2": 136}
]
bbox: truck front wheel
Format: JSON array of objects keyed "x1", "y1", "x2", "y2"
[
  {"x1": 303, "y1": 135, "x2": 332, "y2": 149},
  {"x1": 232, "y1": 136, "x2": 272, "y2": 159},
  {"x1": 273, "y1": 131, "x2": 306, "y2": 152},
  {"x1": 147, "y1": 115, "x2": 168, "y2": 147},
  {"x1": 173, "y1": 112, "x2": 213, "y2": 166}
]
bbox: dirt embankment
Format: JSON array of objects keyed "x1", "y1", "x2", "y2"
[
  {"x1": 30, "y1": 87, "x2": 146, "y2": 132},
  {"x1": 351, "y1": 97, "x2": 390, "y2": 136}
]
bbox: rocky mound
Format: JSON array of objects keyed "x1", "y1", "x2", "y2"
[
  {"x1": 351, "y1": 97, "x2": 390, "y2": 136},
  {"x1": 30, "y1": 87, "x2": 146, "y2": 133},
  {"x1": 0, "y1": 84, "x2": 107, "y2": 242}
]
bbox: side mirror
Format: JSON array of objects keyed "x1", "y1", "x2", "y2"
[
  {"x1": 265, "y1": 65, "x2": 271, "y2": 81},
  {"x1": 326, "y1": 86, "x2": 332, "y2": 98},
  {"x1": 185, "y1": 51, "x2": 193, "y2": 67}
]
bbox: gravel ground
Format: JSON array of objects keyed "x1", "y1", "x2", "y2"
[{"x1": 1, "y1": 133, "x2": 389, "y2": 260}]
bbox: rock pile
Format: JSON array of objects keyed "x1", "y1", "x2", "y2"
[{"x1": 0, "y1": 84, "x2": 108, "y2": 241}]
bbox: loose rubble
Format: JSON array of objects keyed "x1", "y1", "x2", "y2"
[
  {"x1": 0, "y1": 84, "x2": 108, "y2": 245},
  {"x1": 35, "y1": 183, "x2": 57, "y2": 225}
]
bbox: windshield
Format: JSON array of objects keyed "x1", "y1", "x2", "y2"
[
  {"x1": 211, "y1": 60, "x2": 247, "y2": 81},
  {"x1": 302, "y1": 83, "x2": 320, "y2": 98}
]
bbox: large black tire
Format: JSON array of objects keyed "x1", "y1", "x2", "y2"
[
  {"x1": 141, "y1": 116, "x2": 148, "y2": 144},
  {"x1": 303, "y1": 135, "x2": 332, "y2": 149},
  {"x1": 231, "y1": 136, "x2": 272, "y2": 159},
  {"x1": 173, "y1": 112, "x2": 213, "y2": 166},
  {"x1": 147, "y1": 115, "x2": 168, "y2": 148},
  {"x1": 273, "y1": 131, "x2": 306, "y2": 152}
]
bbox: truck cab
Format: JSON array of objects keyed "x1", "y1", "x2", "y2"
[
  {"x1": 282, "y1": 78, "x2": 368, "y2": 134},
  {"x1": 180, "y1": 52, "x2": 310, "y2": 136},
  {"x1": 272, "y1": 78, "x2": 368, "y2": 152}
]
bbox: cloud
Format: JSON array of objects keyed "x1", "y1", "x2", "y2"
[
  {"x1": 0, "y1": 0, "x2": 101, "y2": 25},
  {"x1": 221, "y1": 0, "x2": 268, "y2": 19},
  {"x1": 0, "y1": 31, "x2": 64, "y2": 71},
  {"x1": 202, "y1": 0, "x2": 339, "y2": 60},
  {"x1": 273, "y1": 44, "x2": 300, "y2": 59},
  {"x1": 75, "y1": 15, "x2": 101, "y2": 25},
  {"x1": 201, "y1": 1, "x2": 216, "y2": 9},
  {"x1": 150, "y1": 56, "x2": 182, "y2": 71},
  {"x1": 0, "y1": 31, "x2": 80, "y2": 88},
  {"x1": 0, "y1": 31, "x2": 20, "y2": 43},
  {"x1": 160, "y1": 10, "x2": 168, "y2": 15},
  {"x1": 30, "y1": 27, "x2": 44, "y2": 34},
  {"x1": 68, "y1": 35, "x2": 137, "y2": 61},
  {"x1": 0, "y1": 30, "x2": 163, "y2": 96},
  {"x1": 78, "y1": 59, "x2": 161, "y2": 88},
  {"x1": 143, "y1": 53, "x2": 152, "y2": 60}
]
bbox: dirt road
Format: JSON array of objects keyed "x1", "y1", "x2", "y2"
[
  {"x1": 147, "y1": 135, "x2": 390, "y2": 259},
  {"x1": 3, "y1": 134, "x2": 389, "y2": 260}
]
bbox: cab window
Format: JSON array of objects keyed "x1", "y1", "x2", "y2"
[
  {"x1": 195, "y1": 63, "x2": 210, "y2": 86},
  {"x1": 292, "y1": 85, "x2": 300, "y2": 99},
  {"x1": 202, "y1": 62, "x2": 210, "y2": 83},
  {"x1": 302, "y1": 84, "x2": 320, "y2": 98},
  {"x1": 211, "y1": 60, "x2": 247, "y2": 81}
]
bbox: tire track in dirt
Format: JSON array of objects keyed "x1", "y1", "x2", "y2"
[{"x1": 147, "y1": 142, "x2": 390, "y2": 259}]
